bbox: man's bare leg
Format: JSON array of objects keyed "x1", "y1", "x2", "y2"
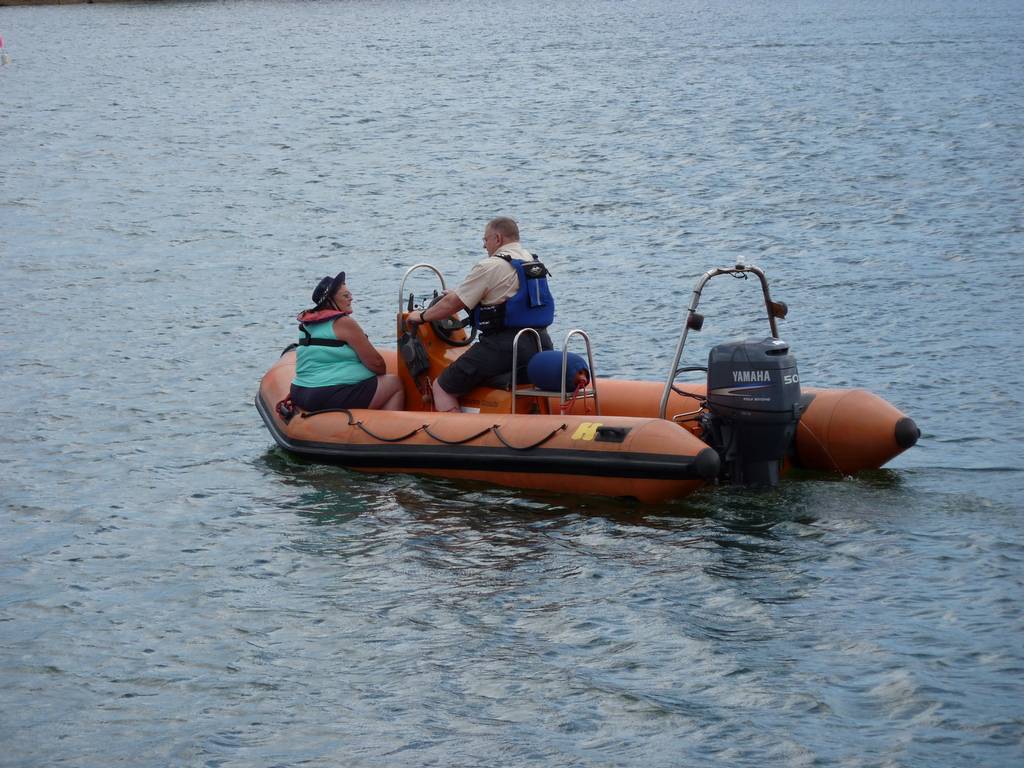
[{"x1": 431, "y1": 379, "x2": 461, "y2": 412}]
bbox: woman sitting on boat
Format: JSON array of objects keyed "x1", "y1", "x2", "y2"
[{"x1": 289, "y1": 271, "x2": 404, "y2": 412}]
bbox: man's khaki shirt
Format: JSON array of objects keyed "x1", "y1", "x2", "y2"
[{"x1": 454, "y1": 241, "x2": 532, "y2": 309}]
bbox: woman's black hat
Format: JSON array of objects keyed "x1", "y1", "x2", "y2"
[{"x1": 312, "y1": 271, "x2": 346, "y2": 305}]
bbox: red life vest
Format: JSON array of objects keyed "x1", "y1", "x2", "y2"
[{"x1": 296, "y1": 309, "x2": 351, "y2": 347}]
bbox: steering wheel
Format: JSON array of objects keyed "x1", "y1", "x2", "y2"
[{"x1": 427, "y1": 293, "x2": 477, "y2": 347}]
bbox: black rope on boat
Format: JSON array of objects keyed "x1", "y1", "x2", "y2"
[
  {"x1": 353, "y1": 421, "x2": 426, "y2": 443},
  {"x1": 298, "y1": 407, "x2": 425, "y2": 443},
  {"x1": 422, "y1": 424, "x2": 494, "y2": 445},
  {"x1": 294, "y1": 408, "x2": 566, "y2": 449},
  {"x1": 671, "y1": 385, "x2": 706, "y2": 403},
  {"x1": 299, "y1": 407, "x2": 355, "y2": 419},
  {"x1": 491, "y1": 423, "x2": 568, "y2": 451}
]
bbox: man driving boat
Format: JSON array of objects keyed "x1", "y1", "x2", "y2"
[{"x1": 406, "y1": 217, "x2": 555, "y2": 412}]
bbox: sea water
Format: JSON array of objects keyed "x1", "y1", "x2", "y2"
[{"x1": 1, "y1": 1, "x2": 1021, "y2": 765}]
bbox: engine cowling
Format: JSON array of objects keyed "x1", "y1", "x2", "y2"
[{"x1": 702, "y1": 338, "x2": 802, "y2": 487}]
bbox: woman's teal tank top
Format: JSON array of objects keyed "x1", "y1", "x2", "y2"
[{"x1": 293, "y1": 320, "x2": 375, "y2": 388}]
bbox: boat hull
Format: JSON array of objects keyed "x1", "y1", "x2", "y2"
[
  {"x1": 257, "y1": 347, "x2": 917, "y2": 501},
  {"x1": 257, "y1": 352, "x2": 718, "y2": 503},
  {"x1": 552, "y1": 377, "x2": 919, "y2": 476}
]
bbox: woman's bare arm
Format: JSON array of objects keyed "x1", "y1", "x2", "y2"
[{"x1": 333, "y1": 317, "x2": 386, "y2": 375}]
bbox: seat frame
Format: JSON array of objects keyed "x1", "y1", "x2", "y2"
[{"x1": 510, "y1": 329, "x2": 600, "y2": 415}]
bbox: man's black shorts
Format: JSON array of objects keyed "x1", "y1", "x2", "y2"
[{"x1": 438, "y1": 328, "x2": 553, "y2": 396}]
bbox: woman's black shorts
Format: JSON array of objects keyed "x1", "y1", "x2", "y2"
[{"x1": 290, "y1": 377, "x2": 378, "y2": 411}]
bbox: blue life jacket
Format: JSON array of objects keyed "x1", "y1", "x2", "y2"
[
  {"x1": 475, "y1": 254, "x2": 555, "y2": 334},
  {"x1": 527, "y1": 350, "x2": 590, "y2": 392}
]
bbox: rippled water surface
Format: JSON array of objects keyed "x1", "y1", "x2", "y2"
[{"x1": 2, "y1": 1, "x2": 1022, "y2": 765}]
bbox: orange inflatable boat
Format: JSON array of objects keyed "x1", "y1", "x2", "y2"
[{"x1": 256, "y1": 263, "x2": 919, "y2": 502}]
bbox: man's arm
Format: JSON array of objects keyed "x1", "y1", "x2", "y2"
[{"x1": 407, "y1": 291, "x2": 468, "y2": 327}]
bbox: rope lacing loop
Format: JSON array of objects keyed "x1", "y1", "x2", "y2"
[{"x1": 296, "y1": 407, "x2": 568, "y2": 451}]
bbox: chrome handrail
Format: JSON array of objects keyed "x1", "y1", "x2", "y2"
[
  {"x1": 512, "y1": 328, "x2": 599, "y2": 415},
  {"x1": 510, "y1": 328, "x2": 543, "y2": 397},
  {"x1": 658, "y1": 263, "x2": 782, "y2": 419},
  {"x1": 397, "y1": 263, "x2": 446, "y2": 314}
]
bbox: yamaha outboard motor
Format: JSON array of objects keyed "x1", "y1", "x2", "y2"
[{"x1": 701, "y1": 338, "x2": 802, "y2": 487}]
